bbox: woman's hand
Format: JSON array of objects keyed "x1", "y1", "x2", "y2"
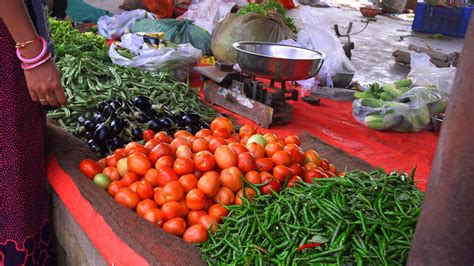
[{"x1": 23, "y1": 59, "x2": 68, "y2": 106}]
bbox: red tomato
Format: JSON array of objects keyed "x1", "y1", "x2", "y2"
[
  {"x1": 338, "y1": 172, "x2": 346, "y2": 177},
  {"x1": 124, "y1": 142, "x2": 141, "y2": 154},
  {"x1": 228, "y1": 143, "x2": 248, "y2": 156},
  {"x1": 198, "y1": 215, "x2": 218, "y2": 233},
  {"x1": 197, "y1": 171, "x2": 220, "y2": 197},
  {"x1": 240, "y1": 134, "x2": 252, "y2": 145},
  {"x1": 226, "y1": 134, "x2": 240, "y2": 144},
  {"x1": 247, "y1": 142, "x2": 265, "y2": 159},
  {"x1": 213, "y1": 187, "x2": 235, "y2": 205},
  {"x1": 144, "y1": 168, "x2": 160, "y2": 187},
  {"x1": 304, "y1": 150, "x2": 321, "y2": 165},
  {"x1": 265, "y1": 142, "x2": 283, "y2": 158},
  {"x1": 286, "y1": 176, "x2": 303, "y2": 188},
  {"x1": 320, "y1": 158, "x2": 330, "y2": 171},
  {"x1": 154, "y1": 131, "x2": 172, "y2": 143},
  {"x1": 239, "y1": 124, "x2": 257, "y2": 136},
  {"x1": 163, "y1": 217, "x2": 187, "y2": 236},
  {"x1": 284, "y1": 135, "x2": 301, "y2": 146},
  {"x1": 208, "y1": 204, "x2": 228, "y2": 222},
  {"x1": 214, "y1": 145, "x2": 237, "y2": 169},
  {"x1": 136, "y1": 180, "x2": 154, "y2": 200},
  {"x1": 272, "y1": 150, "x2": 293, "y2": 166},
  {"x1": 153, "y1": 187, "x2": 166, "y2": 206},
  {"x1": 285, "y1": 147, "x2": 304, "y2": 164},
  {"x1": 289, "y1": 162, "x2": 304, "y2": 177},
  {"x1": 273, "y1": 165, "x2": 291, "y2": 183},
  {"x1": 143, "y1": 129, "x2": 155, "y2": 142},
  {"x1": 194, "y1": 151, "x2": 217, "y2": 172},
  {"x1": 170, "y1": 137, "x2": 191, "y2": 153},
  {"x1": 256, "y1": 158, "x2": 276, "y2": 173},
  {"x1": 162, "y1": 181, "x2": 184, "y2": 202},
  {"x1": 105, "y1": 153, "x2": 122, "y2": 167},
  {"x1": 127, "y1": 153, "x2": 151, "y2": 176},
  {"x1": 121, "y1": 172, "x2": 139, "y2": 187},
  {"x1": 127, "y1": 145, "x2": 149, "y2": 156},
  {"x1": 220, "y1": 167, "x2": 244, "y2": 192},
  {"x1": 115, "y1": 188, "x2": 140, "y2": 209},
  {"x1": 208, "y1": 137, "x2": 228, "y2": 153},
  {"x1": 144, "y1": 139, "x2": 160, "y2": 152},
  {"x1": 187, "y1": 210, "x2": 207, "y2": 226},
  {"x1": 192, "y1": 138, "x2": 209, "y2": 153},
  {"x1": 179, "y1": 199, "x2": 189, "y2": 217},
  {"x1": 149, "y1": 143, "x2": 173, "y2": 164},
  {"x1": 102, "y1": 166, "x2": 120, "y2": 181},
  {"x1": 304, "y1": 162, "x2": 318, "y2": 172},
  {"x1": 237, "y1": 152, "x2": 256, "y2": 173},
  {"x1": 245, "y1": 171, "x2": 262, "y2": 185},
  {"x1": 176, "y1": 145, "x2": 193, "y2": 159},
  {"x1": 79, "y1": 159, "x2": 102, "y2": 179},
  {"x1": 211, "y1": 117, "x2": 234, "y2": 135},
  {"x1": 185, "y1": 188, "x2": 208, "y2": 211},
  {"x1": 97, "y1": 159, "x2": 107, "y2": 170},
  {"x1": 114, "y1": 148, "x2": 127, "y2": 158},
  {"x1": 329, "y1": 164, "x2": 337, "y2": 174},
  {"x1": 324, "y1": 170, "x2": 336, "y2": 177},
  {"x1": 195, "y1": 128, "x2": 212, "y2": 139},
  {"x1": 178, "y1": 174, "x2": 198, "y2": 193},
  {"x1": 183, "y1": 224, "x2": 208, "y2": 244},
  {"x1": 129, "y1": 181, "x2": 140, "y2": 192},
  {"x1": 213, "y1": 127, "x2": 231, "y2": 139},
  {"x1": 136, "y1": 199, "x2": 158, "y2": 217},
  {"x1": 174, "y1": 130, "x2": 193, "y2": 139},
  {"x1": 235, "y1": 188, "x2": 257, "y2": 205},
  {"x1": 304, "y1": 169, "x2": 327, "y2": 183},
  {"x1": 155, "y1": 155, "x2": 174, "y2": 170},
  {"x1": 107, "y1": 180, "x2": 125, "y2": 197},
  {"x1": 161, "y1": 201, "x2": 184, "y2": 221},
  {"x1": 260, "y1": 175, "x2": 282, "y2": 195},
  {"x1": 143, "y1": 208, "x2": 164, "y2": 227},
  {"x1": 157, "y1": 167, "x2": 179, "y2": 187},
  {"x1": 194, "y1": 169, "x2": 203, "y2": 179},
  {"x1": 174, "y1": 157, "x2": 195, "y2": 175},
  {"x1": 263, "y1": 133, "x2": 278, "y2": 144}
]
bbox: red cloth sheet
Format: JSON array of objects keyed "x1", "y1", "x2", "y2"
[{"x1": 196, "y1": 79, "x2": 437, "y2": 191}]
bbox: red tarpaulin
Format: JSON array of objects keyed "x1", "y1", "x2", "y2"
[{"x1": 199, "y1": 85, "x2": 438, "y2": 191}]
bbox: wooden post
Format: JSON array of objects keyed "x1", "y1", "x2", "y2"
[{"x1": 407, "y1": 17, "x2": 474, "y2": 265}]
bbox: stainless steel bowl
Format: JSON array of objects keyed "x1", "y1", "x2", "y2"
[{"x1": 233, "y1": 41, "x2": 325, "y2": 81}]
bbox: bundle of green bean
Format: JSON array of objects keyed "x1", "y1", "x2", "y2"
[
  {"x1": 47, "y1": 54, "x2": 219, "y2": 135},
  {"x1": 200, "y1": 169, "x2": 423, "y2": 265}
]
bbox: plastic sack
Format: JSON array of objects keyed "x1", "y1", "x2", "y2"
[
  {"x1": 98, "y1": 9, "x2": 157, "y2": 39},
  {"x1": 109, "y1": 33, "x2": 201, "y2": 81},
  {"x1": 286, "y1": 6, "x2": 355, "y2": 87},
  {"x1": 143, "y1": 0, "x2": 175, "y2": 18},
  {"x1": 408, "y1": 52, "x2": 456, "y2": 99},
  {"x1": 131, "y1": 19, "x2": 212, "y2": 55},
  {"x1": 212, "y1": 11, "x2": 296, "y2": 63},
  {"x1": 352, "y1": 86, "x2": 447, "y2": 132},
  {"x1": 179, "y1": 0, "x2": 247, "y2": 34}
]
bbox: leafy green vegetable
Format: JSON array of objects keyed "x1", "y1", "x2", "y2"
[{"x1": 237, "y1": 0, "x2": 297, "y2": 33}]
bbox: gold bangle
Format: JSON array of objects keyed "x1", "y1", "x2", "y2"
[{"x1": 15, "y1": 38, "x2": 40, "y2": 49}]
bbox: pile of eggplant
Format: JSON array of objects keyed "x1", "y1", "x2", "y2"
[{"x1": 76, "y1": 96, "x2": 209, "y2": 154}]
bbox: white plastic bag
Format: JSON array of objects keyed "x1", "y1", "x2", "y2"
[
  {"x1": 286, "y1": 6, "x2": 355, "y2": 87},
  {"x1": 109, "y1": 33, "x2": 201, "y2": 81},
  {"x1": 408, "y1": 52, "x2": 456, "y2": 99},
  {"x1": 98, "y1": 10, "x2": 157, "y2": 39},
  {"x1": 179, "y1": 0, "x2": 247, "y2": 34}
]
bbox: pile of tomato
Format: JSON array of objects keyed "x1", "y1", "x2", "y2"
[{"x1": 79, "y1": 117, "x2": 341, "y2": 244}]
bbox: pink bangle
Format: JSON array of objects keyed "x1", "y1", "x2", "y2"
[
  {"x1": 16, "y1": 36, "x2": 47, "y2": 64},
  {"x1": 21, "y1": 52, "x2": 51, "y2": 70}
]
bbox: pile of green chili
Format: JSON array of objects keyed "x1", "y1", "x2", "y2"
[{"x1": 200, "y1": 169, "x2": 423, "y2": 265}]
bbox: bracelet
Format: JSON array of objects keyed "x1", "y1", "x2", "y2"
[
  {"x1": 15, "y1": 38, "x2": 41, "y2": 49},
  {"x1": 21, "y1": 52, "x2": 51, "y2": 70},
  {"x1": 16, "y1": 36, "x2": 47, "y2": 64}
]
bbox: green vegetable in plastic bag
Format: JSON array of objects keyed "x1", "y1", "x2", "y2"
[
  {"x1": 364, "y1": 115, "x2": 386, "y2": 130},
  {"x1": 131, "y1": 19, "x2": 212, "y2": 55},
  {"x1": 211, "y1": 11, "x2": 296, "y2": 63}
]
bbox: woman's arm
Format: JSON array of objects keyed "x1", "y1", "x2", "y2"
[{"x1": 0, "y1": 0, "x2": 67, "y2": 106}]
